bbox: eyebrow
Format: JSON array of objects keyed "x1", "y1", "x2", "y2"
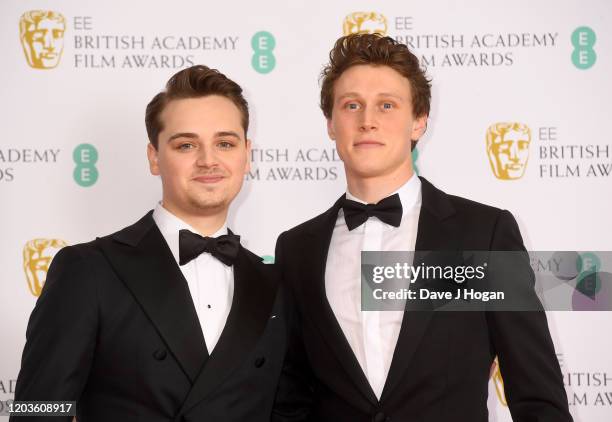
[
  {"x1": 215, "y1": 131, "x2": 242, "y2": 140},
  {"x1": 378, "y1": 92, "x2": 404, "y2": 101},
  {"x1": 336, "y1": 92, "x2": 404, "y2": 101},
  {"x1": 167, "y1": 132, "x2": 198, "y2": 143},
  {"x1": 166, "y1": 131, "x2": 242, "y2": 143},
  {"x1": 336, "y1": 92, "x2": 360, "y2": 101}
]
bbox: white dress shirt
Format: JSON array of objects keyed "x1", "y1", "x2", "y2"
[
  {"x1": 153, "y1": 203, "x2": 234, "y2": 353},
  {"x1": 325, "y1": 174, "x2": 422, "y2": 399}
]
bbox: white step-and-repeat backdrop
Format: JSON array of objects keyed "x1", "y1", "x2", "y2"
[{"x1": 2, "y1": 1, "x2": 611, "y2": 420}]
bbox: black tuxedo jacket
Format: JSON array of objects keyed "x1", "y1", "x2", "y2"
[
  {"x1": 274, "y1": 177, "x2": 572, "y2": 422},
  {"x1": 13, "y1": 211, "x2": 285, "y2": 422}
]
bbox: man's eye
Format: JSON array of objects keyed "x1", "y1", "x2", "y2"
[
  {"x1": 178, "y1": 143, "x2": 194, "y2": 150},
  {"x1": 346, "y1": 103, "x2": 359, "y2": 110},
  {"x1": 218, "y1": 141, "x2": 234, "y2": 149},
  {"x1": 382, "y1": 103, "x2": 393, "y2": 110}
]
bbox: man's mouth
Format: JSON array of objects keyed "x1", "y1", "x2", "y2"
[
  {"x1": 354, "y1": 139, "x2": 384, "y2": 148},
  {"x1": 192, "y1": 175, "x2": 225, "y2": 183}
]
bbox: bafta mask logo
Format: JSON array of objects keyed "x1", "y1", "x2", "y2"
[
  {"x1": 343, "y1": 12, "x2": 388, "y2": 36},
  {"x1": 23, "y1": 238, "x2": 68, "y2": 297},
  {"x1": 19, "y1": 10, "x2": 66, "y2": 69},
  {"x1": 490, "y1": 357, "x2": 508, "y2": 407},
  {"x1": 486, "y1": 122, "x2": 531, "y2": 180}
]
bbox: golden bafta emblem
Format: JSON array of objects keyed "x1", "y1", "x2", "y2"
[
  {"x1": 23, "y1": 238, "x2": 68, "y2": 297},
  {"x1": 19, "y1": 10, "x2": 66, "y2": 69},
  {"x1": 490, "y1": 357, "x2": 508, "y2": 407},
  {"x1": 343, "y1": 12, "x2": 388, "y2": 36},
  {"x1": 486, "y1": 122, "x2": 531, "y2": 180}
]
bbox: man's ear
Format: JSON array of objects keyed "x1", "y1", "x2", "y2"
[
  {"x1": 327, "y1": 118, "x2": 336, "y2": 141},
  {"x1": 147, "y1": 142, "x2": 160, "y2": 175},
  {"x1": 244, "y1": 138, "x2": 252, "y2": 174},
  {"x1": 411, "y1": 115, "x2": 428, "y2": 141}
]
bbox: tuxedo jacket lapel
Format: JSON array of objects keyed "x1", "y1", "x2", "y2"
[
  {"x1": 178, "y1": 247, "x2": 279, "y2": 414},
  {"x1": 302, "y1": 196, "x2": 379, "y2": 406},
  {"x1": 97, "y1": 211, "x2": 208, "y2": 383},
  {"x1": 381, "y1": 177, "x2": 459, "y2": 401}
]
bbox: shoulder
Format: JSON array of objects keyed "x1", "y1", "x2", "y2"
[
  {"x1": 446, "y1": 192, "x2": 519, "y2": 235},
  {"x1": 47, "y1": 211, "x2": 156, "y2": 279},
  {"x1": 38, "y1": 240, "x2": 105, "y2": 304},
  {"x1": 49, "y1": 240, "x2": 105, "y2": 271},
  {"x1": 420, "y1": 177, "x2": 523, "y2": 249},
  {"x1": 448, "y1": 192, "x2": 507, "y2": 220},
  {"x1": 421, "y1": 176, "x2": 514, "y2": 228}
]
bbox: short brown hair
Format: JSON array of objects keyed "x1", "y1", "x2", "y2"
[
  {"x1": 145, "y1": 65, "x2": 249, "y2": 148},
  {"x1": 320, "y1": 34, "x2": 431, "y2": 120}
]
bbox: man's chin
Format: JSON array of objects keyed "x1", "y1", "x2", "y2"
[
  {"x1": 347, "y1": 160, "x2": 407, "y2": 179},
  {"x1": 187, "y1": 197, "x2": 228, "y2": 214},
  {"x1": 351, "y1": 168, "x2": 391, "y2": 179}
]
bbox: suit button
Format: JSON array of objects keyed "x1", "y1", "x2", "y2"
[
  {"x1": 153, "y1": 348, "x2": 167, "y2": 360},
  {"x1": 254, "y1": 357, "x2": 266, "y2": 368},
  {"x1": 372, "y1": 412, "x2": 387, "y2": 422}
]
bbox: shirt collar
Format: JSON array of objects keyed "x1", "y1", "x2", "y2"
[{"x1": 345, "y1": 173, "x2": 421, "y2": 215}]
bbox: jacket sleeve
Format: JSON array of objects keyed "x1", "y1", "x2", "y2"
[
  {"x1": 271, "y1": 232, "x2": 314, "y2": 422},
  {"x1": 485, "y1": 210, "x2": 573, "y2": 422},
  {"x1": 11, "y1": 246, "x2": 98, "y2": 422}
]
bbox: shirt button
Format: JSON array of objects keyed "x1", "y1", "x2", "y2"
[
  {"x1": 153, "y1": 348, "x2": 167, "y2": 360},
  {"x1": 372, "y1": 412, "x2": 387, "y2": 422}
]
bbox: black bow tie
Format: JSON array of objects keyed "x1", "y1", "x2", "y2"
[
  {"x1": 178, "y1": 229, "x2": 240, "y2": 266},
  {"x1": 342, "y1": 193, "x2": 403, "y2": 231}
]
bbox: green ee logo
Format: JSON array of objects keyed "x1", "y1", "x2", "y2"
[
  {"x1": 73, "y1": 143, "x2": 98, "y2": 187},
  {"x1": 571, "y1": 26, "x2": 596, "y2": 70},
  {"x1": 576, "y1": 252, "x2": 602, "y2": 298},
  {"x1": 251, "y1": 31, "x2": 276, "y2": 74}
]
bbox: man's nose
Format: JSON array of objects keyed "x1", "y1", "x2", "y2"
[
  {"x1": 195, "y1": 144, "x2": 218, "y2": 167},
  {"x1": 359, "y1": 106, "x2": 378, "y2": 131}
]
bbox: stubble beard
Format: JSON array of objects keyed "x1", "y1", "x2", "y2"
[{"x1": 186, "y1": 185, "x2": 229, "y2": 215}]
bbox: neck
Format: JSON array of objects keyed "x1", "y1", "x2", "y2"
[
  {"x1": 162, "y1": 202, "x2": 228, "y2": 236},
  {"x1": 346, "y1": 165, "x2": 414, "y2": 204}
]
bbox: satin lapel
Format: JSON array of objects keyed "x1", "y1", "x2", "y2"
[
  {"x1": 302, "y1": 196, "x2": 379, "y2": 405},
  {"x1": 97, "y1": 212, "x2": 207, "y2": 383},
  {"x1": 178, "y1": 247, "x2": 278, "y2": 414},
  {"x1": 380, "y1": 177, "x2": 459, "y2": 401}
]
